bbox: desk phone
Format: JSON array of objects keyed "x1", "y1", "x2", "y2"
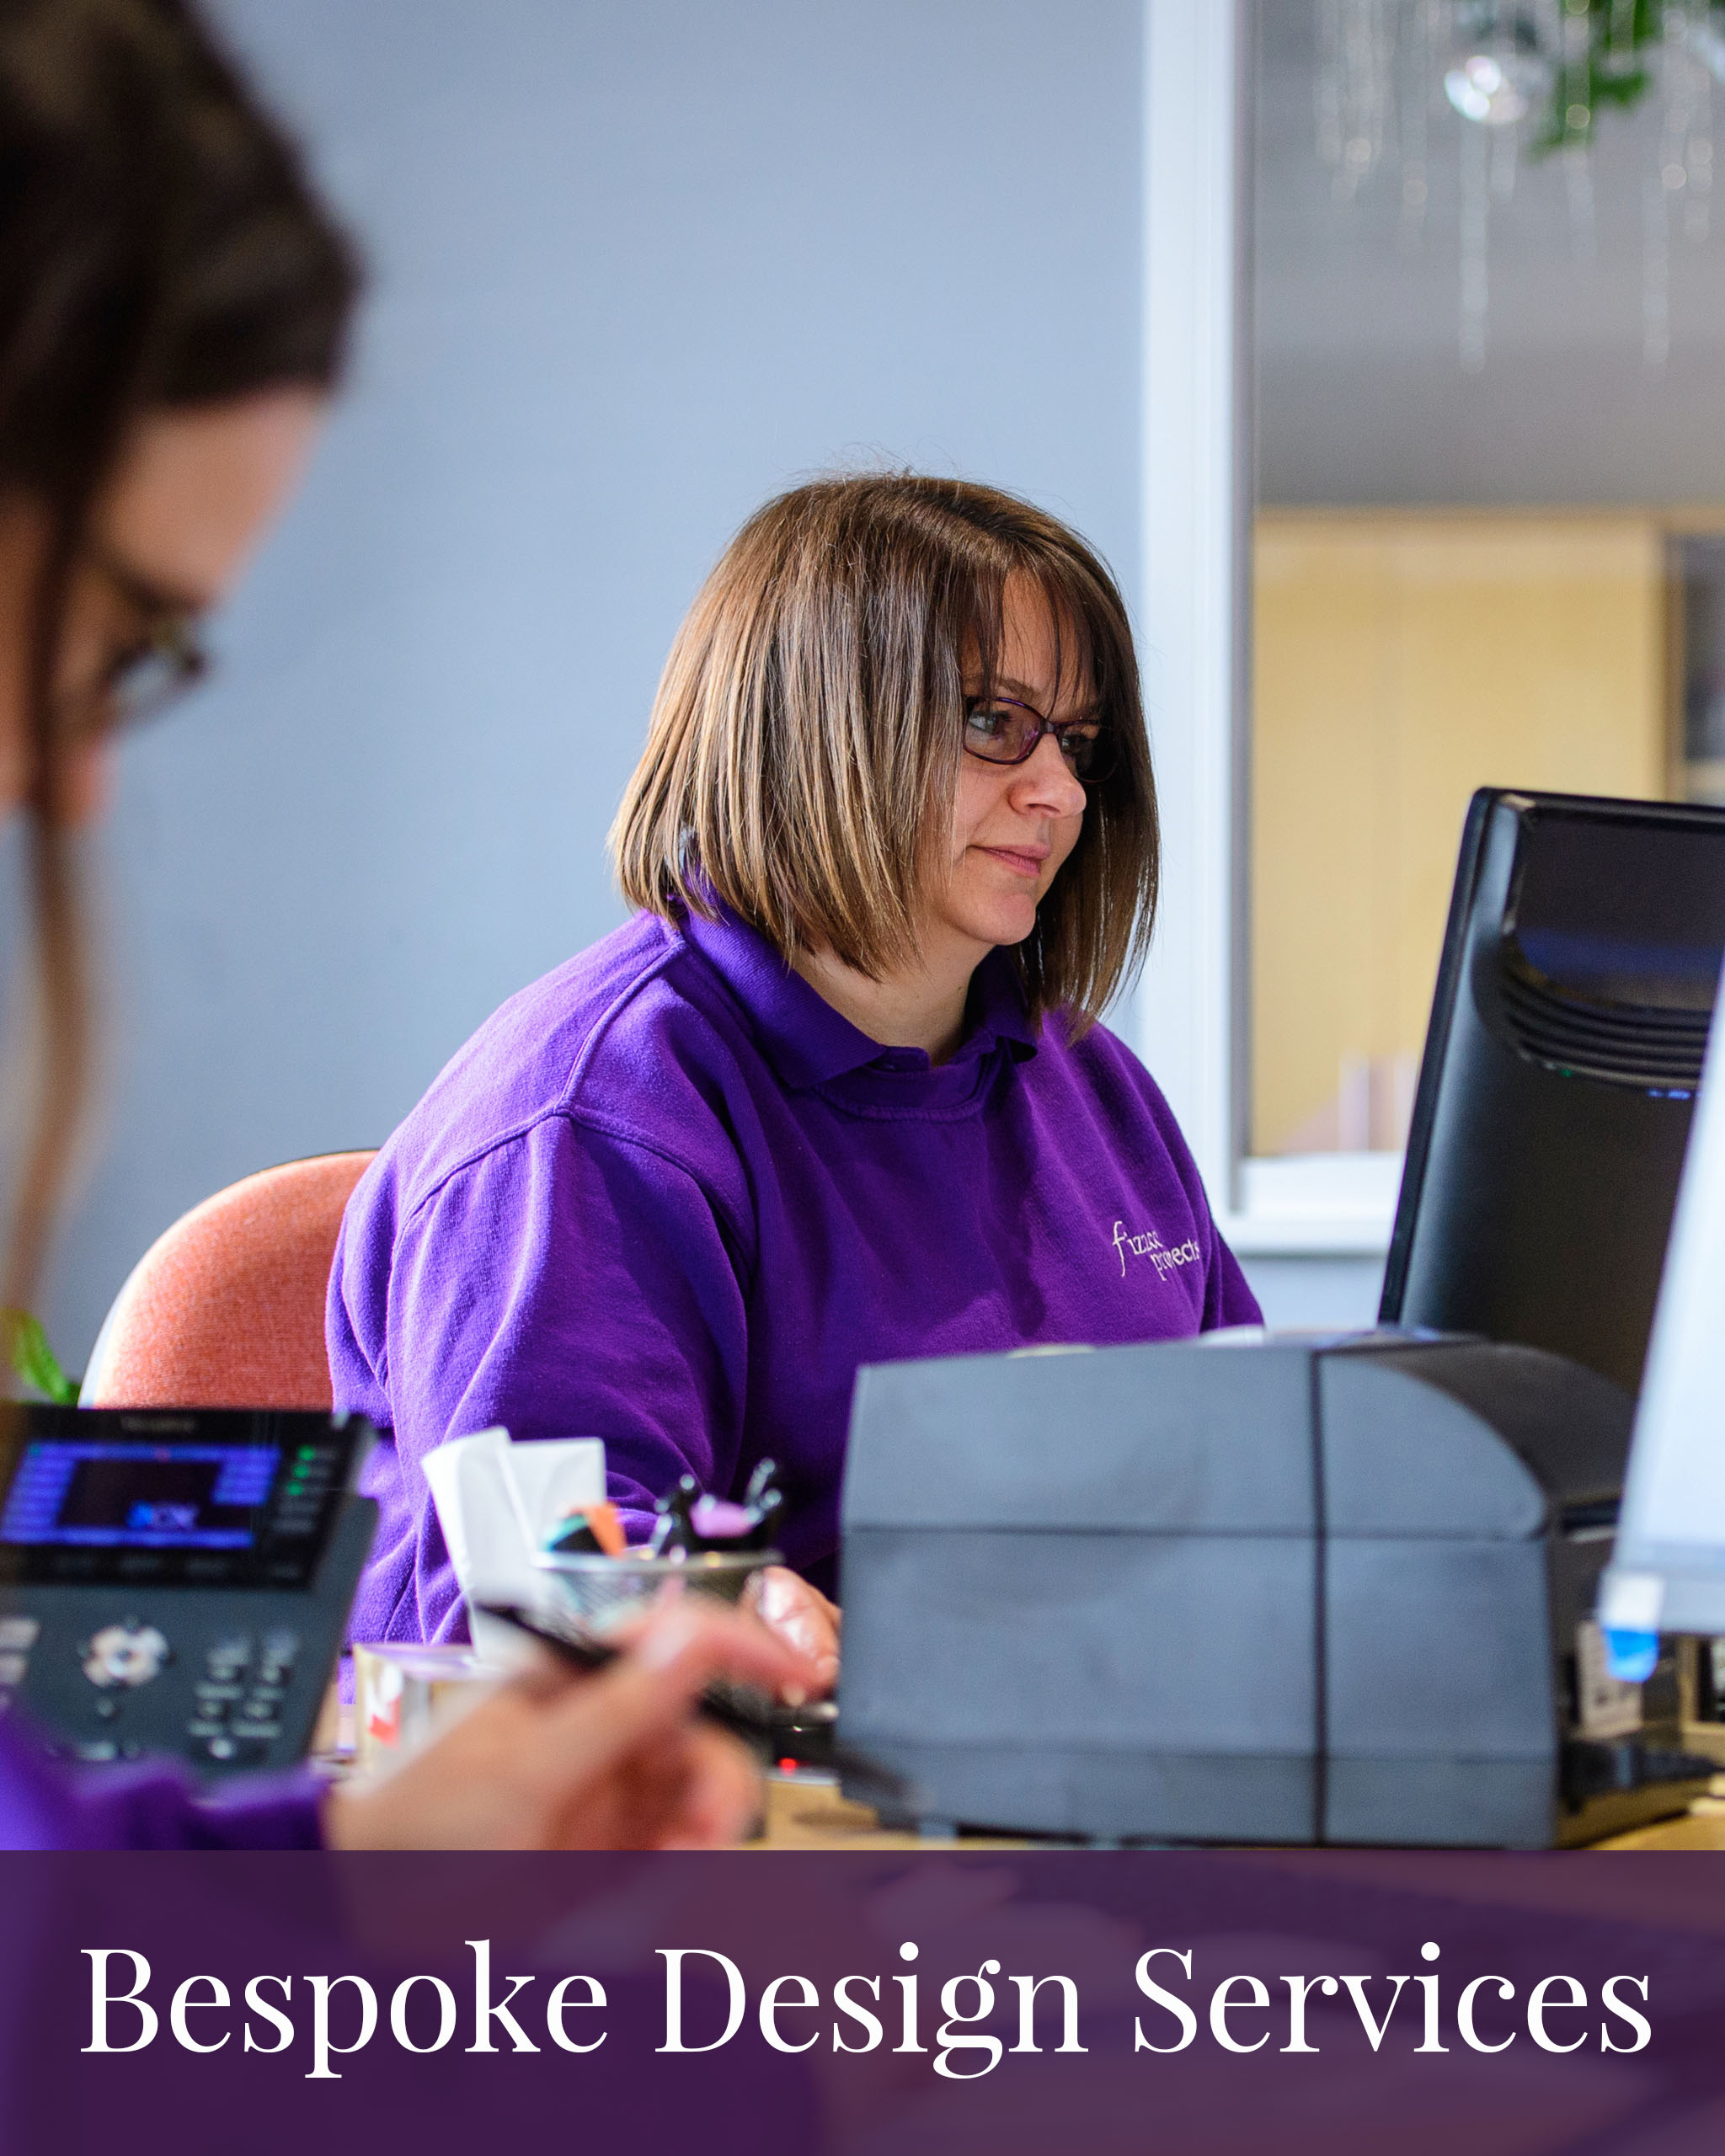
[{"x1": 0, "y1": 1406, "x2": 377, "y2": 1780}]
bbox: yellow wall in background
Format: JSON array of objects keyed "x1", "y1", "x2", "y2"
[{"x1": 1252, "y1": 511, "x2": 1669, "y2": 1157}]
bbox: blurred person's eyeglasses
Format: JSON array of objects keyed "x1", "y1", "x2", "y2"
[
  {"x1": 963, "y1": 695, "x2": 1110, "y2": 783},
  {"x1": 56, "y1": 542, "x2": 211, "y2": 743}
]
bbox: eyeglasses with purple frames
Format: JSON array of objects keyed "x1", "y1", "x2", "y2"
[{"x1": 962, "y1": 695, "x2": 1110, "y2": 783}]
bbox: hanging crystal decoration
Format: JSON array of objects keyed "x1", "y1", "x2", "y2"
[
  {"x1": 1445, "y1": 51, "x2": 1534, "y2": 124},
  {"x1": 1445, "y1": 5, "x2": 1542, "y2": 371},
  {"x1": 1399, "y1": 0, "x2": 1443, "y2": 244},
  {"x1": 1645, "y1": 157, "x2": 1673, "y2": 371},
  {"x1": 1645, "y1": 3, "x2": 1684, "y2": 368},
  {"x1": 1459, "y1": 83, "x2": 1492, "y2": 370},
  {"x1": 1316, "y1": 0, "x2": 1398, "y2": 199},
  {"x1": 1538, "y1": 0, "x2": 1595, "y2": 258},
  {"x1": 1686, "y1": 5, "x2": 1715, "y2": 245},
  {"x1": 1311, "y1": 0, "x2": 1725, "y2": 372}
]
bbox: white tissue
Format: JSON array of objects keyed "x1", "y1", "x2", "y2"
[
  {"x1": 422, "y1": 1428, "x2": 606, "y2": 1657},
  {"x1": 501, "y1": 1438, "x2": 606, "y2": 1554}
]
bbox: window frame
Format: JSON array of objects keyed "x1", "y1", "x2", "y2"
[{"x1": 1135, "y1": 0, "x2": 1395, "y2": 1261}]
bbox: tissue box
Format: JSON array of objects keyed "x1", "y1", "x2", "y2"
[{"x1": 352, "y1": 1641, "x2": 501, "y2": 1773}]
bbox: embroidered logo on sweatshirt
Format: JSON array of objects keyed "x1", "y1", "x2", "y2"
[{"x1": 1111, "y1": 1219, "x2": 1200, "y2": 1281}]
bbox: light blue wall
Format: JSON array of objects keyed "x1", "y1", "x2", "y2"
[
  {"x1": 45, "y1": 0, "x2": 1146, "y2": 1366},
  {"x1": 1236, "y1": 1254, "x2": 1383, "y2": 1333}
]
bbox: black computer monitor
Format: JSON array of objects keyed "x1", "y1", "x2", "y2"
[{"x1": 1380, "y1": 788, "x2": 1725, "y2": 1397}]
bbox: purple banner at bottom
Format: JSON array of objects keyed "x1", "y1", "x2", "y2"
[{"x1": 8, "y1": 1845, "x2": 1725, "y2": 2155}]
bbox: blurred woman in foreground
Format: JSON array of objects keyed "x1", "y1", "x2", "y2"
[{"x1": 0, "y1": 0, "x2": 810, "y2": 1850}]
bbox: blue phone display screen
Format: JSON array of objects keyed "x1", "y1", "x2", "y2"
[{"x1": 0, "y1": 1441, "x2": 280, "y2": 1550}]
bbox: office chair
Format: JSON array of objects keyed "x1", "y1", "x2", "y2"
[{"x1": 79, "y1": 1150, "x2": 377, "y2": 1410}]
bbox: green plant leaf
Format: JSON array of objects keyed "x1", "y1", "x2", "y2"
[{"x1": 1, "y1": 1309, "x2": 78, "y2": 1406}]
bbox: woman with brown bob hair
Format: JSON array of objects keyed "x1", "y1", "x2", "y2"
[
  {"x1": 617, "y1": 473, "x2": 1157, "y2": 1033},
  {"x1": 332, "y1": 473, "x2": 1261, "y2": 1675}
]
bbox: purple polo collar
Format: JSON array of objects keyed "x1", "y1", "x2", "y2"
[{"x1": 671, "y1": 903, "x2": 1038, "y2": 1095}]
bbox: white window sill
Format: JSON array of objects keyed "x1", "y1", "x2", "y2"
[{"x1": 1219, "y1": 1151, "x2": 1402, "y2": 1257}]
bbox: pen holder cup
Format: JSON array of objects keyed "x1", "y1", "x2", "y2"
[{"x1": 531, "y1": 1547, "x2": 780, "y2": 1633}]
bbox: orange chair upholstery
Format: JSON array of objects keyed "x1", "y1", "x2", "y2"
[{"x1": 80, "y1": 1151, "x2": 377, "y2": 1410}]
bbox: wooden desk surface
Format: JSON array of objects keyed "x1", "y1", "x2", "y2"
[
  {"x1": 748, "y1": 1773, "x2": 1725, "y2": 1853},
  {"x1": 747, "y1": 1774, "x2": 1015, "y2": 1850},
  {"x1": 1595, "y1": 1792, "x2": 1725, "y2": 1849}
]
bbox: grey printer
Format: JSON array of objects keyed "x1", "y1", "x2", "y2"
[{"x1": 836, "y1": 1334, "x2": 1712, "y2": 1847}]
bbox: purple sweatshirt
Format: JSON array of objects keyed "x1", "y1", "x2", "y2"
[
  {"x1": 330, "y1": 905, "x2": 1260, "y2": 1645},
  {"x1": 0, "y1": 1714, "x2": 323, "y2": 1849}
]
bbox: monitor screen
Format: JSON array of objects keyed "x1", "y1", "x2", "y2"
[
  {"x1": 1381, "y1": 791, "x2": 1725, "y2": 1397},
  {"x1": 0, "y1": 1440, "x2": 281, "y2": 1551},
  {"x1": 1603, "y1": 950, "x2": 1725, "y2": 1655}
]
